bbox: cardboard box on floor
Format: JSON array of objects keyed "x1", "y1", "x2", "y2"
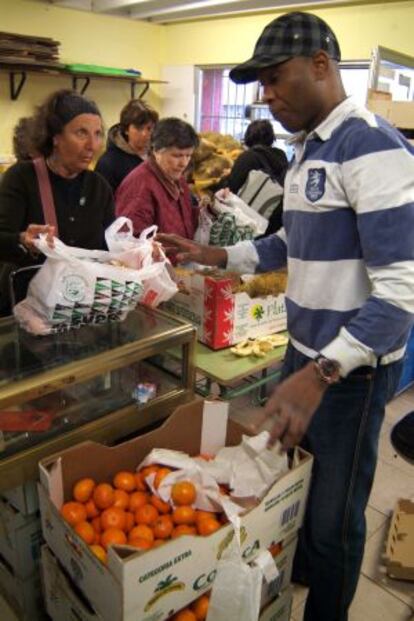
[
  {"x1": 163, "y1": 269, "x2": 287, "y2": 349},
  {"x1": 38, "y1": 399, "x2": 312, "y2": 621},
  {"x1": 1, "y1": 480, "x2": 39, "y2": 515},
  {"x1": 0, "y1": 497, "x2": 42, "y2": 579},
  {"x1": 41, "y1": 545, "x2": 294, "y2": 621},
  {"x1": 0, "y1": 554, "x2": 46, "y2": 621},
  {"x1": 385, "y1": 499, "x2": 414, "y2": 581}
]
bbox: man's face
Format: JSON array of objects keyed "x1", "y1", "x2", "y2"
[{"x1": 258, "y1": 57, "x2": 322, "y2": 133}]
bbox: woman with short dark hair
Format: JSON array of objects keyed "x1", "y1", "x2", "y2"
[
  {"x1": 226, "y1": 119, "x2": 287, "y2": 194},
  {"x1": 116, "y1": 117, "x2": 199, "y2": 241},
  {"x1": 0, "y1": 89, "x2": 114, "y2": 314},
  {"x1": 95, "y1": 99, "x2": 159, "y2": 192},
  {"x1": 244, "y1": 119, "x2": 276, "y2": 148}
]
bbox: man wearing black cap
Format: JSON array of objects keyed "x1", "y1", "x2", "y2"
[{"x1": 157, "y1": 12, "x2": 414, "y2": 620}]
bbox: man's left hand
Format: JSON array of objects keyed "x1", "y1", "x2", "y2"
[{"x1": 255, "y1": 362, "x2": 329, "y2": 450}]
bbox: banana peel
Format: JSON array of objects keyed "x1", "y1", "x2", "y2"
[{"x1": 230, "y1": 334, "x2": 288, "y2": 358}]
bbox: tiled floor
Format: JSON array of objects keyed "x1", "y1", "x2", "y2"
[
  {"x1": 228, "y1": 383, "x2": 414, "y2": 621},
  {"x1": 1, "y1": 383, "x2": 413, "y2": 620}
]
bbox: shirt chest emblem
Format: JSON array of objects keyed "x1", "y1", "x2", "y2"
[{"x1": 305, "y1": 168, "x2": 326, "y2": 202}]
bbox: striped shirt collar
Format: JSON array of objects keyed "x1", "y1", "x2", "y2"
[{"x1": 289, "y1": 97, "x2": 358, "y2": 146}]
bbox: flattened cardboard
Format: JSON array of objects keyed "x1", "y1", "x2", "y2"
[{"x1": 39, "y1": 399, "x2": 312, "y2": 621}]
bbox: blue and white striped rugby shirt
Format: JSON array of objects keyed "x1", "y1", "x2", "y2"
[{"x1": 226, "y1": 98, "x2": 414, "y2": 375}]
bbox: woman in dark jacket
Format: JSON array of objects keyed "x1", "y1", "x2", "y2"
[
  {"x1": 226, "y1": 119, "x2": 288, "y2": 194},
  {"x1": 0, "y1": 89, "x2": 114, "y2": 315},
  {"x1": 95, "y1": 99, "x2": 159, "y2": 193}
]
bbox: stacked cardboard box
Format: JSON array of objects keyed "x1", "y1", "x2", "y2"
[
  {"x1": 164, "y1": 270, "x2": 287, "y2": 350},
  {"x1": 38, "y1": 400, "x2": 312, "y2": 620},
  {"x1": 0, "y1": 497, "x2": 45, "y2": 620}
]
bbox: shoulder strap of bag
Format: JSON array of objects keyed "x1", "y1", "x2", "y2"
[
  {"x1": 245, "y1": 171, "x2": 272, "y2": 206},
  {"x1": 33, "y1": 157, "x2": 59, "y2": 236}
]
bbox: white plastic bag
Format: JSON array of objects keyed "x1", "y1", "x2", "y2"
[
  {"x1": 206, "y1": 518, "x2": 262, "y2": 621},
  {"x1": 214, "y1": 189, "x2": 268, "y2": 236},
  {"x1": 13, "y1": 236, "x2": 145, "y2": 334},
  {"x1": 194, "y1": 207, "x2": 214, "y2": 244}
]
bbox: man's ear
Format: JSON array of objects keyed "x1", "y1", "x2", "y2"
[{"x1": 311, "y1": 50, "x2": 331, "y2": 79}]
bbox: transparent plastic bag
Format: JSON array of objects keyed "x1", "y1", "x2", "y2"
[{"x1": 206, "y1": 518, "x2": 262, "y2": 621}]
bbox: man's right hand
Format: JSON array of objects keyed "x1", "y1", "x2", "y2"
[
  {"x1": 155, "y1": 233, "x2": 228, "y2": 267},
  {"x1": 19, "y1": 224, "x2": 55, "y2": 255}
]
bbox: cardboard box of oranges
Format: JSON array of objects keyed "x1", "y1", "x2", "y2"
[
  {"x1": 38, "y1": 399, "x2": 312, "y2": 621},
  {"x1": 42, "y1": 545, "x2": 293, "y2": 621}
]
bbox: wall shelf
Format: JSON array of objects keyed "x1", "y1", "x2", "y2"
[{"x1": 0, "y1": 60, "x2": 166, "y2": 100}]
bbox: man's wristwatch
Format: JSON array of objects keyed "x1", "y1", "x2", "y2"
[{"x1": 314, "y1": 355, "x2": 341, "y2": 385}]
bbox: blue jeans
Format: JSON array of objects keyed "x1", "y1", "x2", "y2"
[{"x1": 280, "y1": 344, "x2": 403, "y2": 621}]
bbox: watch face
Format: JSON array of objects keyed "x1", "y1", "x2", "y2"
[
  {"x1": 322, "y1": 358, "x2": 338, "y2": 376},
  {"x1": 316, "y1": 356, "x2": 341, "y2": 383}
]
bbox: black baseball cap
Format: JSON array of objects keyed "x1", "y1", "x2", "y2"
[{"x1": 230, "y1": 12, "x2": 341, "y2": 84}]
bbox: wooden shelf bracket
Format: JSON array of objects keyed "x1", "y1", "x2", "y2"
[{"x1": 9, "y1": 70, "x2": 27, "y2": 101}]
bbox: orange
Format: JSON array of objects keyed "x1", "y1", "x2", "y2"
[
  {"x1": 153, "y1": 515, "x2": 174, "y2": 540},
  {"x1": 89, "y1": 544, "x2": 107, "y2": 564},
  {"x1": 154, "y1": 467, "x2": 172, "y2": 489},
  {"x1": 171, "y1": 481, "x2": 196, "y2": 506},
  {"x1": 191, "y1": 594, "x2": 210, "y2": 620},
  {"x1": 73, "y1": 478, "x2": 95, "y2": 503},
  {"x1": 134, "y1": 472, "x2": 147, "y2": 491},
  {"x1": 172, "y1": 608, "x2": 197, "y2": 621},
  {"x1": 195, "y1": 510, "x2": 216, "y2": 526},
  {"x1": 171, "y1": 525, "x2": 197, "y2": 538},
  {"x1": 60, "y1": 501, "x2": 87, "y2": 526},
  {"x1": 113, "y1": 489, "x2": 130, "y2": 511},
  {"x1": 125, "y1": 512, "x2": 135, "y2": 533},
  {"x1": 197, "y1": 453, "x2": 214, "y2": 461},
  {"x1": 91, "y1": 516, "x2": 102, "y2": 533},
  {"x1": 100, "y1": 507, "x2": 127, "y2": 532},
  {"x1": 172, "y1": 505, "x2": 196, "y2": 526},
  {"x1": 140, "y1": 465, "x2": 159, "y2": 481},
  {"x1": 128, "y1": 537, "x2": 152, "y2": 551},
  {"x1": 197, "y1": 516, "x2": 221, "y2": 537},
  {"x1": 128, "y1": 524, "x2": 154, "y2": 543},
  {"x1": 269, "y1": 542, "x2": 283, "y2": 557},
  {"x1": 150, "y1": 494, "x2": 171, "y2": 515},
  {"x1": 93, "y1": 483, "x2": 115, "y2": 510},
  {"x1": 135, "y1": 504, "x2": 159, "y2": 526},
  {"x1": 101, "y1": 527, "x2": 127, "y2": 549},
  {"x1": 74, "y1": 521, "x2": 95, "y2": 545},
  {"x1": 129, "y1": 491, "x2": 149, "y2": 512},
  {"x1": 84, "y1": 498, "x2": 100, "y2": 519},
  {"x1": 113, "y1": 471, "x2": 136, "y2": 493},
  {"x1": 93, "y1": 531, "x2": 101, "y2": 545}
]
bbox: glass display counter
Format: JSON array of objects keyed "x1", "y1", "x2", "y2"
[{"x1": 0, "y1": 307, "x2": 196, "y2": 491}]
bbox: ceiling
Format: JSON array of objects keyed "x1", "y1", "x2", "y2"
[{"x1": 46, "y1": 0, "x2": 393, "y2": 24}]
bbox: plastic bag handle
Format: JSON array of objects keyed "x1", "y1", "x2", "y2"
[
  {"x1": 105, "y1": 217, "x2": 134, "y2": 246},
  {"x1": 139, "y1": 225, "x2": 158, "y2": 241}
]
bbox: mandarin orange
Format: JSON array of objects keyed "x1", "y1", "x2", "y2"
[
  {"x1": 113, "y1": 471, "x2": 136, "y2": 493},
  {"x1": 60, "y1": 501, "x2": 87, "y2": 526},
  {"x1": 101, "y1": 527, "x2": 127, "y2": 549},
  {"x1": 74, "y1": 521, "x2": 95, "y2": 545},
  {"x1": 172, "y1": 505, "x2": 196, "y2": 525},
  {"x1": 171, "y1": 481, "x2": 196, "y2": 506},
  {"x1": 93, "y1": 483, "x2": 115, "y2": 510}
]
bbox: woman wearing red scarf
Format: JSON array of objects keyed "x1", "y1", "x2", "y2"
[{"x1": 115, "y1": 118, "x2": 199, "y2": 241}]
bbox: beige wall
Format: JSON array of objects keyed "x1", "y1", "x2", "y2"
[
  {"x1": 1, "y1": 0, "x2": 414, "y2": 156},
  {"x1": 162, "y1": 1, "x2": 414, "y2": 65},
  {"x1": 0, "y1": 0, "x2": 165, "y2": 157}
]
